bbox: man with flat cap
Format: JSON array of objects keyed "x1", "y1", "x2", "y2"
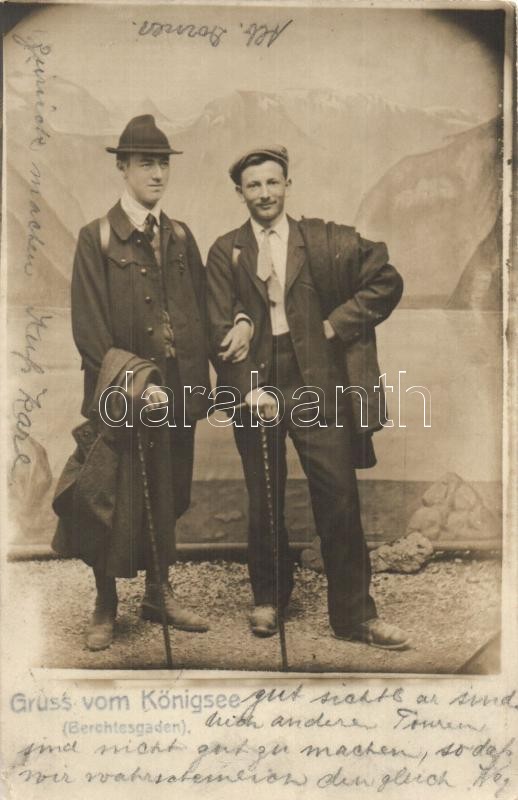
[
  {"x1": 52, "y1": 115, "x2": 251, "y2": 652},
  {"x1": 207, "y1": 145, "x2": 410, "y2": 650}
]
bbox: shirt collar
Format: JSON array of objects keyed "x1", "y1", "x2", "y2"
[
  {"x1": 121, "y1": 189, "x2": 162, "y2": 230},
  {"x1": 250, "y1": 213, "x2": 289, "y2": 244}
]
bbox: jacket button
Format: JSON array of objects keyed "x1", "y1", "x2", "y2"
[
  {"x1": 136, "y1": 238, "x2": 142, "y2": 245},
  {"x1": 150, "y1": 356, "x2": 157, "y2": 362},
  {"x1": 140, "y1": 267, "x2": 147, "y2": 276},
  {"x1": 145, "y1": 295, "x2": 152, "y2": 303},
  {"x1": 147, "y1": 327, "x2": 153, "y2": 335},
  {"x1": 260, "y1": 362, "x2": 265, "y2": 369}
]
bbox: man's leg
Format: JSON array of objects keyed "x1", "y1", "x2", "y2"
[
  {"x1": 141, "y1": 545, "x2": 209, "y2": 632},
  {"x1": 233, "y1": 417, "x2": 294, "y2": 628},
  {"x1": 85, "y1": 566, "x2": 118, "y2": 651},
  {"x1": 290, "y1": 421, "x2": 409, "y2": 648},
  {"x1": 289, "y1": 421, "x2": 376, "y2": 634}
]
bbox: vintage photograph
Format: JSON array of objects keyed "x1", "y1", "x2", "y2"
[{"x1": 4, "y1": 3, "x2": 508, "y2": 675}]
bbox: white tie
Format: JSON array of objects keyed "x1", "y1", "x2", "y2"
[{"x1": 258, "y1": 229, "x2": 283, "y2": 306}]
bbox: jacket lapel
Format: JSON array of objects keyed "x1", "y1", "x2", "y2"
[
  {"x1": 234, "y1": 217, "x2": 306, "y2": 304},
  {"x1": 285, "y1": 216, "x2": 306, "y2": 296},
  {"x1": 107, "y1": 201, "x2": 134, "y2": 241},
  {"x1": 234, "y1": 220, "x2": 268, "y2": 306},
  {"x1": 160, "y1": 212, "x2": 174, "y2": 260}
]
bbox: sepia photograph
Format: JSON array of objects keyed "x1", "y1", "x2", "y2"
[
  {"x1": 3, "y1": 3, "x2": 517, "y2": 798},
  {"x1": 3, "y1": 2, "x2": 511, "y2": 679}
]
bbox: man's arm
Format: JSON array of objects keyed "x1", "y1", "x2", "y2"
[
  {"x1": 71, "y1": 223, "x2": 114, "y2": 373},
  {"x1": 206, "y1": 236, "x2": 259, "y2": 398},
  {"x1": 326, "y1": 235, "x2": 404, "y2": 344},
  {"x1": 180, "y1": 221, "x2": 252, "y2": 363}
]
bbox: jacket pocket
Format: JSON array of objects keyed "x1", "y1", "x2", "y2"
[
  {"x1": 107, "y1": 254, "x2": 133, "y2": 270},
  {"x1": 106, "y1": 239, "x2": 142, "y2": 270}
]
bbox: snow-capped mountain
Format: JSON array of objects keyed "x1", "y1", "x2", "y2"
[{"x1": 5, "y1": 83, "x2": 500, "y2": 308}]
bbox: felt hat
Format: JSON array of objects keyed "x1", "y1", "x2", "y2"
[{"x1": 106, "y1": 115, "x2": 182, "y2": 155}]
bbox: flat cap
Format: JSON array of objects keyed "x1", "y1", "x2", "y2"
[
  {"x1": 229, "y1": 145, "x2": 289, "y2": 184},
  {"x1": 106, "y1": 114, "x2": 182, "y2": 155}
]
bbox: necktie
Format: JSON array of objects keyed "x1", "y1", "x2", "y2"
[
  {"x1": 143, "y1": 213, "x2": 176, "y2": 357},
  {"x1": 144, "y1": 213, "x2": 161, "y2": 263},
  {"x1": 257, "y1": 229, "x2": 283, "y2": 306}
]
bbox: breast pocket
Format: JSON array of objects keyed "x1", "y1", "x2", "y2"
[{"x1": 107, "y1": 253, "x2": 131, "y2": 270}]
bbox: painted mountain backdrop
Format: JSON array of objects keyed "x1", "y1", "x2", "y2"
[{"x1": 6, "y1": 81, "x2": 502, "y2": 308}]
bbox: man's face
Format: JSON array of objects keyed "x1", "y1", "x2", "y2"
[
  {"x1": 119, "y1": 153, "x2": 170, "y2": 208},
  {"x1": 237, "y1": 160, "x2": 290, "y2": 227}
]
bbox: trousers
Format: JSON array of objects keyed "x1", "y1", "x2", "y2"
[{"x1": 233, "y1": 333, "x2": 377, "y2": 634}]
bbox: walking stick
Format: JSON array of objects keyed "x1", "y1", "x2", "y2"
[
  {"x1": 233, "y1": 400, "x2": 289, "y2": 670},
  {"x1": 259, "y1": 422, "x2": 289, "y2": 672},
  {"x1": 136, "y1": 429, "x2": 173, "y2": 669}
]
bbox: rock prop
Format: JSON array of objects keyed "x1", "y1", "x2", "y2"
[
  {"x1": 301, "y1": 532, "x2": 434, "y2": 575},
  {"x1": 370, "y1": 532, "x2": 434, "y2": 573},
  {"x1": 406, "y1": 472, "x2": 499, "y2": 542},
  {"x1": 9, "y1": 435, "x2": 57, "y2": 544},
  {"x1": 300, "y1": 472, "x2": 499, "y2": 575}
]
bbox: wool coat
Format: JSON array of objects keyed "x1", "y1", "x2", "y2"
[{"x1": 52, "y1": 202, "x2": 212, "y2": 576}]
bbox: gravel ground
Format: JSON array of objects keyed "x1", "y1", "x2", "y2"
[{"x1": 7, "y1": 556, "x2": 501, "y2": 674}]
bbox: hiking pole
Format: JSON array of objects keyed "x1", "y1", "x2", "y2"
[
  {"x1": 259, "y1": 422, "x2": 289, "y2": 672},
  {"x1": 231, "y1": 400, "x2": 289, "y2": 671},
  {"x1": 136, "y1": 429, "x2": 173, "y2": 669}
]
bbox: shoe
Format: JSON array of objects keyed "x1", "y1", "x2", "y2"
[
  {"x1": 334, "y1": 618, "x2": 410, "y2": 651},
  {"x1": 141, "y1": 583, "x2": 209, "y2": 632},
  {"x1": 250, "y1": 605, "x2": 278, "y2": 637},
  {"x1": 86, "y1": 606, "x2": 116, "y2": 651}
]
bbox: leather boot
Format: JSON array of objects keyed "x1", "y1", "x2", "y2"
[
  {"x1": 249, "y1": 605, "x2": 278, "y2": 637},
  {"x1": 86, "y1": 569, "x2": 118, "y2": 651},
  {"x1": 333, "y1": 618, "x2": 411, "y2": 651},
  {"x1": 141, "y1": 570, "x2": 209, "y2": 632}
]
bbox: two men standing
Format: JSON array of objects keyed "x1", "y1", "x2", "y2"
[{"x1": 54, "y1": 117, "x2": 408, "y2": 657}]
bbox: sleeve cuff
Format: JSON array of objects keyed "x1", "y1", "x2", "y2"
[
  {"x1": 327, "y1": 308, "x2": 362, "y2": 344},
  {"x1": 234, "y1": 313, "x2": 254, "y2": 338}
]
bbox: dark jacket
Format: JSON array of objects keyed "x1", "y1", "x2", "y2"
[
  {"x1": 206, "y1": 216, "x2": 403, "y2": 464},
  {"x1": 298, "y1": 217, "x2": 403, "y2": 436},
  {"x1": 52, "y1": 201, "x2": 212, "y2": 575},
  {"x1": 72, "y1": 201, "x2": 211, "y2": 420}
]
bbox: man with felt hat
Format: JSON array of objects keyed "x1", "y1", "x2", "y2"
[
  {"x1": 206, "y1": 144, "x2": 410, "y2": 650},
  {"x1": 52, "y1": 115, "x2": 252, "y2": 653}
]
